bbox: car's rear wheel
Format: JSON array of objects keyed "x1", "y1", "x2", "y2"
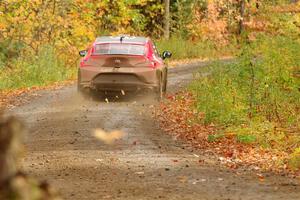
[
  {"x1": 163, "y1": 71, "x2": 167, "y2": 93},
  {"x1": 156, "y1": 75, "x2": 164, "y2": 101},
  {"x1": 77, "y1": 70, "x2": 91, "y2": 99},
  {"x1": 77, "y1": 70, "x2": 84, "y2": 92}
]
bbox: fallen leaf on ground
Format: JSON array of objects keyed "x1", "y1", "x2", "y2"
[
  {"x1": 156, "y1": 91, "x2": 300, "y2": 177},
  {"x1": 93, "y1": 129, "x2": 124, "y2": 144}
]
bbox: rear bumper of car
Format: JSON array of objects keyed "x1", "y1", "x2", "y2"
[
  {"x1": 78, "y1": 67, "x2": 159, "y2": 92},
  {"x1": 94, "y1": 82, "x2": 157, "y2": 92},
  {"x1": 80, "y1": 81, "x2": 158, "y2": 92}
]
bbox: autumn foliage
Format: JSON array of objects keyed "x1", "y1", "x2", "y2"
[{"x1": 158, "y1": 0, "x2": 300, "y2": 172}]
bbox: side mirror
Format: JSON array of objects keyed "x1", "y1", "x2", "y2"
[
  {"x1": 79, "y1": 50, "x2": 87, "y2": 57},
  {"x1": 162, "y1": 51, "x2": 172, "y2": 60}
]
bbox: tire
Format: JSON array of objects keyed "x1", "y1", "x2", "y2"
[
  {"x1": 77, "y1": 70, "x2": 83, "y2": 93},
  {"x1": 163, "y1": 73, "x2": 167, "y2": 93},
  {"x1": 156, "y1": 75, "x2": 164, "y2": 101},
  {"x1": 77, "y1": 70, "x2": 90, "y2": 99}
]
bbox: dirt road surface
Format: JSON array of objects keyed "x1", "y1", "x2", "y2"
[{"x1": 8, "y1": 61, "x2": 300, "y2": 200}]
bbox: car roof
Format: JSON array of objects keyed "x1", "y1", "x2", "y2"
[{"x1": 95, "y1": 36, "x2": 148, "y2": 44}]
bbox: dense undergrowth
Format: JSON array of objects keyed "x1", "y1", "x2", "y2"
[
  {"x1": 0, "y1": 46, "x2": 74, "y2": 90},
  {"x1": 156, "y1": 37, "x2": 236, "y2": 60},
  {"x1": 189, "y1": 34, "x2": 300, "y2": 169}
]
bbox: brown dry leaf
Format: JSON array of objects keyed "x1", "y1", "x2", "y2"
[{"x1": 93, "y1": 129, "x2": 124, "y2": 144}]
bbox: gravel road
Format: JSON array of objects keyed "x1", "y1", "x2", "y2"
[{"x1": 8, "y1": 61, "x2": 300, "y2": 200}]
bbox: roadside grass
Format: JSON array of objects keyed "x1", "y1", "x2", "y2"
[
  {"x1": 189, "y1": 34, "x2": 300, "y2": 169},
  {"x1": 156, "y1": 37, "x2": 236, "y2": 60},
  {"x1": 0, "y1": 45, "x2": 75, "y2": 91}
]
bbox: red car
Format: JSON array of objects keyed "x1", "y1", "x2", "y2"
[{"x1": 77, "y1": 36, "x2": 172, "y2": 99}]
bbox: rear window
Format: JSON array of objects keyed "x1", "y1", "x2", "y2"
[{"x1": 94, "y1": 44, "x2": 145, "y2": 55}]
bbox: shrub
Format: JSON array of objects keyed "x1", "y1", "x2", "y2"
[
  {"x1": 156, "y1": 37, "x2": 235, "y2": 60},
  {"x1": 189, "y1": 34, "x2": 300, "y2": 151},
  {"x1": 0, "y1": 45, "x2": 75, "y2": 90}
]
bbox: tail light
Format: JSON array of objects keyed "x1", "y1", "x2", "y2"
[
  {"x1": 150, "y1": 61, "x2": 157, "y2": 68},
  {"x1": 80, "y1": 60, "x2": 86, "y2": 67},
  {"x1": 80, "y1": 47, "x2": 95, "y2": 67}
]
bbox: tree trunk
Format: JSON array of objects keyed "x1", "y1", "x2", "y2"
[
  {"x1": 238, "y1": 0, "x2": 246, "y2": 35},
  {"x1": 164, "y1": 0, "x2": 170, "y2": 40}
]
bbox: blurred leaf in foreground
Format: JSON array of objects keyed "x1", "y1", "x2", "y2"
[
  {"x1": 0, "y1": 113, "x2": 62, "y2": 200},
  {"x1": 93, "y1": 129, "x2": 125, "y2": 145}
]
